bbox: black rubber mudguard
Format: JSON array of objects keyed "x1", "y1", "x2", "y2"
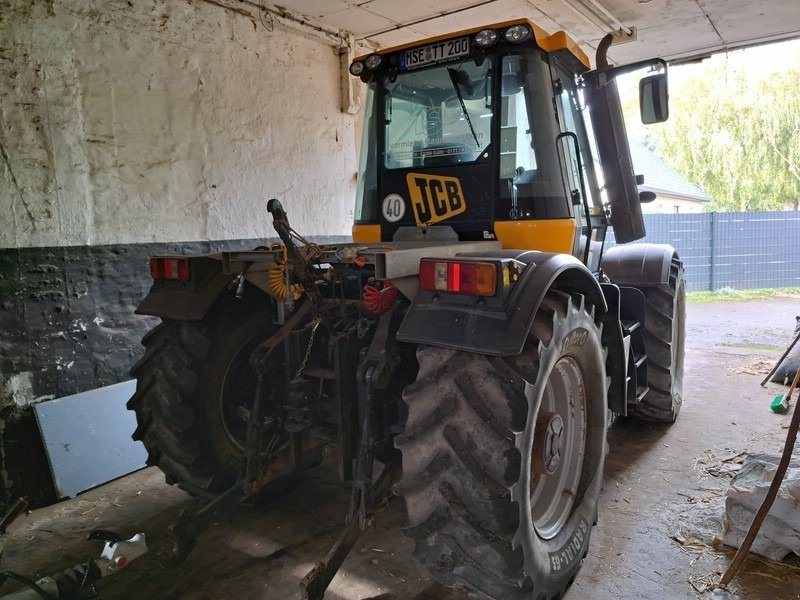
[
  {"x1": 396, "y1": 250, "x2": 606, "y2": 356},
  {"x1": 600, "y1": 243, "x2": 678, "y2": 286},
  {"x1": 135, "y1": 255, "x2": 234, "y2": 321}
]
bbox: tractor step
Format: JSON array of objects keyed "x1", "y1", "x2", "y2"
[
  {"x1": 625, "y1": 378, "x2": 649, "y2": 400},
  {"x1": 622, "y1": 320, "x2": 640, "y2": 335}
]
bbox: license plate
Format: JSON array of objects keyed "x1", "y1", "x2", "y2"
[{"x1": 400, "y1": 36, "x2": 470, "y2": 71}]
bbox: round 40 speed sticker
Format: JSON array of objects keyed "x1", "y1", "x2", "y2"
[{"x1": 382, "y1": 194, "x2": 406, "y2": 223}]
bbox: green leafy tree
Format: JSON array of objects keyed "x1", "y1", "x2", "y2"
[
  {"x1": 621, "y1": 54, "x2": 800, "y2": 211},
  {"x1": 755, "y1": 73, "x2": 800, "y2": 210}
]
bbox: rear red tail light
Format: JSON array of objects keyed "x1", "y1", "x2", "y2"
[
  {"x1": 419, "y1": 259, "x2": 497, "y2": 296},
  {"x1": 149, "y1": 257, "x2": 191, "y2": 281}
]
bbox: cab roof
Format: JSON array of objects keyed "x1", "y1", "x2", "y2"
[{"x1": 357, "y1": 18, "x2": 590, "y2": 71}]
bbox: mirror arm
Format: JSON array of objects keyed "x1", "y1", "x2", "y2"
[{"x1": 584, "y1": 58, "x2": 667, "y2": 82}]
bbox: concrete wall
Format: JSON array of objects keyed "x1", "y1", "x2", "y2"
[
  {"x1": 1, "y1": 0, "x2": 358, "y2": 248},
  {"x1": 0, "y1": 0, "x2": 362, "y2": 506}
]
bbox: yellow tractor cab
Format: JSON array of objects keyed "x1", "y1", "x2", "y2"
[{"x1": 351, "y1": 19, "x2": 668, "y2": 269}]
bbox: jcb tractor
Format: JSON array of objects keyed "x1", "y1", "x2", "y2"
[{"x1": 129, "y1": 18, "x2": 685, "y2": 600}]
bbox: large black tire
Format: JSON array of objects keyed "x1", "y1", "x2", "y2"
[
  {"x1": 629, "y1": 258, "x2": 686, "y2": 423},
  {"x1": 127, "y1": 291, "x2": 283, "y2": 495},
  {"x1": 396, "y1": 292, "x2": 607, "y2": 599}
]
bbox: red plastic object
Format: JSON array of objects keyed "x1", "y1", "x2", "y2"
[{"x1": 363, "y1": 283, "x2": 397, "y2": 315}]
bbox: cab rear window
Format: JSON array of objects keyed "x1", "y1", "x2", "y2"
[{"x1": 383, "y1": 59, "x2": 493, "y2": 169}]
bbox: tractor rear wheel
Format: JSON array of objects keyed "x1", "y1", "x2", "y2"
[
  {"x1": 127, "y1": 291, "x2": 288, "y2": 496},
  {"x1": 396, "y1": 291, "x2": 607, "y2": 599},
  {"x1": 629, "y1": 258, "x2": 686, "y2": 423}
]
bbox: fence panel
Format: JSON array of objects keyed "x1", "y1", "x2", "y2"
[{"x1": 605, "y1": 211, "x2": 800, "y2": 291}]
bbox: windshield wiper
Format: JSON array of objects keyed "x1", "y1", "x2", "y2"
[{"x1": 447, "y1": 68, "x2": 480, "y2": 148}]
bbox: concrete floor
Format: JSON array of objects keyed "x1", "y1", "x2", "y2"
[{"x1": 2, "y1": 297, "x2": 800, "y2": 599}]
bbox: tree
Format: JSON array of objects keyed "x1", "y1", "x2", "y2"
[{"x1": 622, "y1": 53, "x2": 800, "y2": 212}]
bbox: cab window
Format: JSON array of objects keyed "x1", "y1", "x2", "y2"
[
  {"x1": 496, "y1": 53, "x2": 571, "y2": 220},
  {"x1": 383, "y1": 59, "x2": 493, "y2": 169}
]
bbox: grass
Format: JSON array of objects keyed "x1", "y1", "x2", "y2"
[
  {"x1": 725, "y1": 342, "x2": 786, "y2": 351},
  {"x1": 687, "y1": 287, "x2": 800, "y2": 303}
]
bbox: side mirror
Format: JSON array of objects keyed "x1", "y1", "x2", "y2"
[
  {"x1": 640, "y1": 73, "x2": 668, "y2": 124},
  {"x1": 639, "y1": 191, "x2": 657, "y2": 203}
]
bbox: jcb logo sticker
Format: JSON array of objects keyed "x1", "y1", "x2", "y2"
[{"x1": 406, "y1": 173, "x2": 466, "y2": 226}]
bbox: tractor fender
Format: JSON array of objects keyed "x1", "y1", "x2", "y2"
[
  {"x1": 135, "y1": 255, "x2": 236, "y2": 321},
  {"x1": 600, "y1": 243, "x2": 679, "y2": 286},
  {"x1": 396, "y1": 251, "x2": 607, "y2": 356}
]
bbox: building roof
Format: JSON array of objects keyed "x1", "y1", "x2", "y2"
[{"x1": 629, "y1": 141, "x2": 713, "y2": 203}]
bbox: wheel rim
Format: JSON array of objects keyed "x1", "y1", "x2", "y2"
[
  {"x1": 219, "y1": 332, "x2": 282, "y2": 453},
  {"x1": 530, "y1": 356, "x2": 587, "y2": 540}
]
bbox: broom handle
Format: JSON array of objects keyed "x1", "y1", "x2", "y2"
[
  {"x1": 761, "y1": 329, "x2": 800, "y2": 387},
  {"x1": 719, "y1": 366, "x2": 800, "y2": 588}
]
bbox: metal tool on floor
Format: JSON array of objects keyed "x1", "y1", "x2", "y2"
[{"x1": 0, "y1": 530, "x2": 147, "y2": 600}]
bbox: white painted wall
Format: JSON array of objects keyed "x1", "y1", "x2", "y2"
[
  {"x1": 641, "y1": 194, "x2": 708, "y2": 214},
  {"x1": 0, "y1": 0, "x2": 360, "y2": 249}
]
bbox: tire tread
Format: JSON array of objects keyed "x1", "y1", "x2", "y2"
[
  {"x1": 398, "y1": 292, "x2": 605, "y2": 599},
  {"x1": 628, "y1": 258, "x2": 685, "y2": 422}
]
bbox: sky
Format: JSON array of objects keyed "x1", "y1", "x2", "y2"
[
  {"x1": 669, "y1": 37, "x2": 800, "y2": 89},
  {"x1": 617, "y1": 36, "x2": 800, "y2": 93}
]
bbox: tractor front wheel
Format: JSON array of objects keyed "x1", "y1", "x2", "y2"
[{"x1": 629, "y1": 257, "x2": 686, "y2": 423}]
